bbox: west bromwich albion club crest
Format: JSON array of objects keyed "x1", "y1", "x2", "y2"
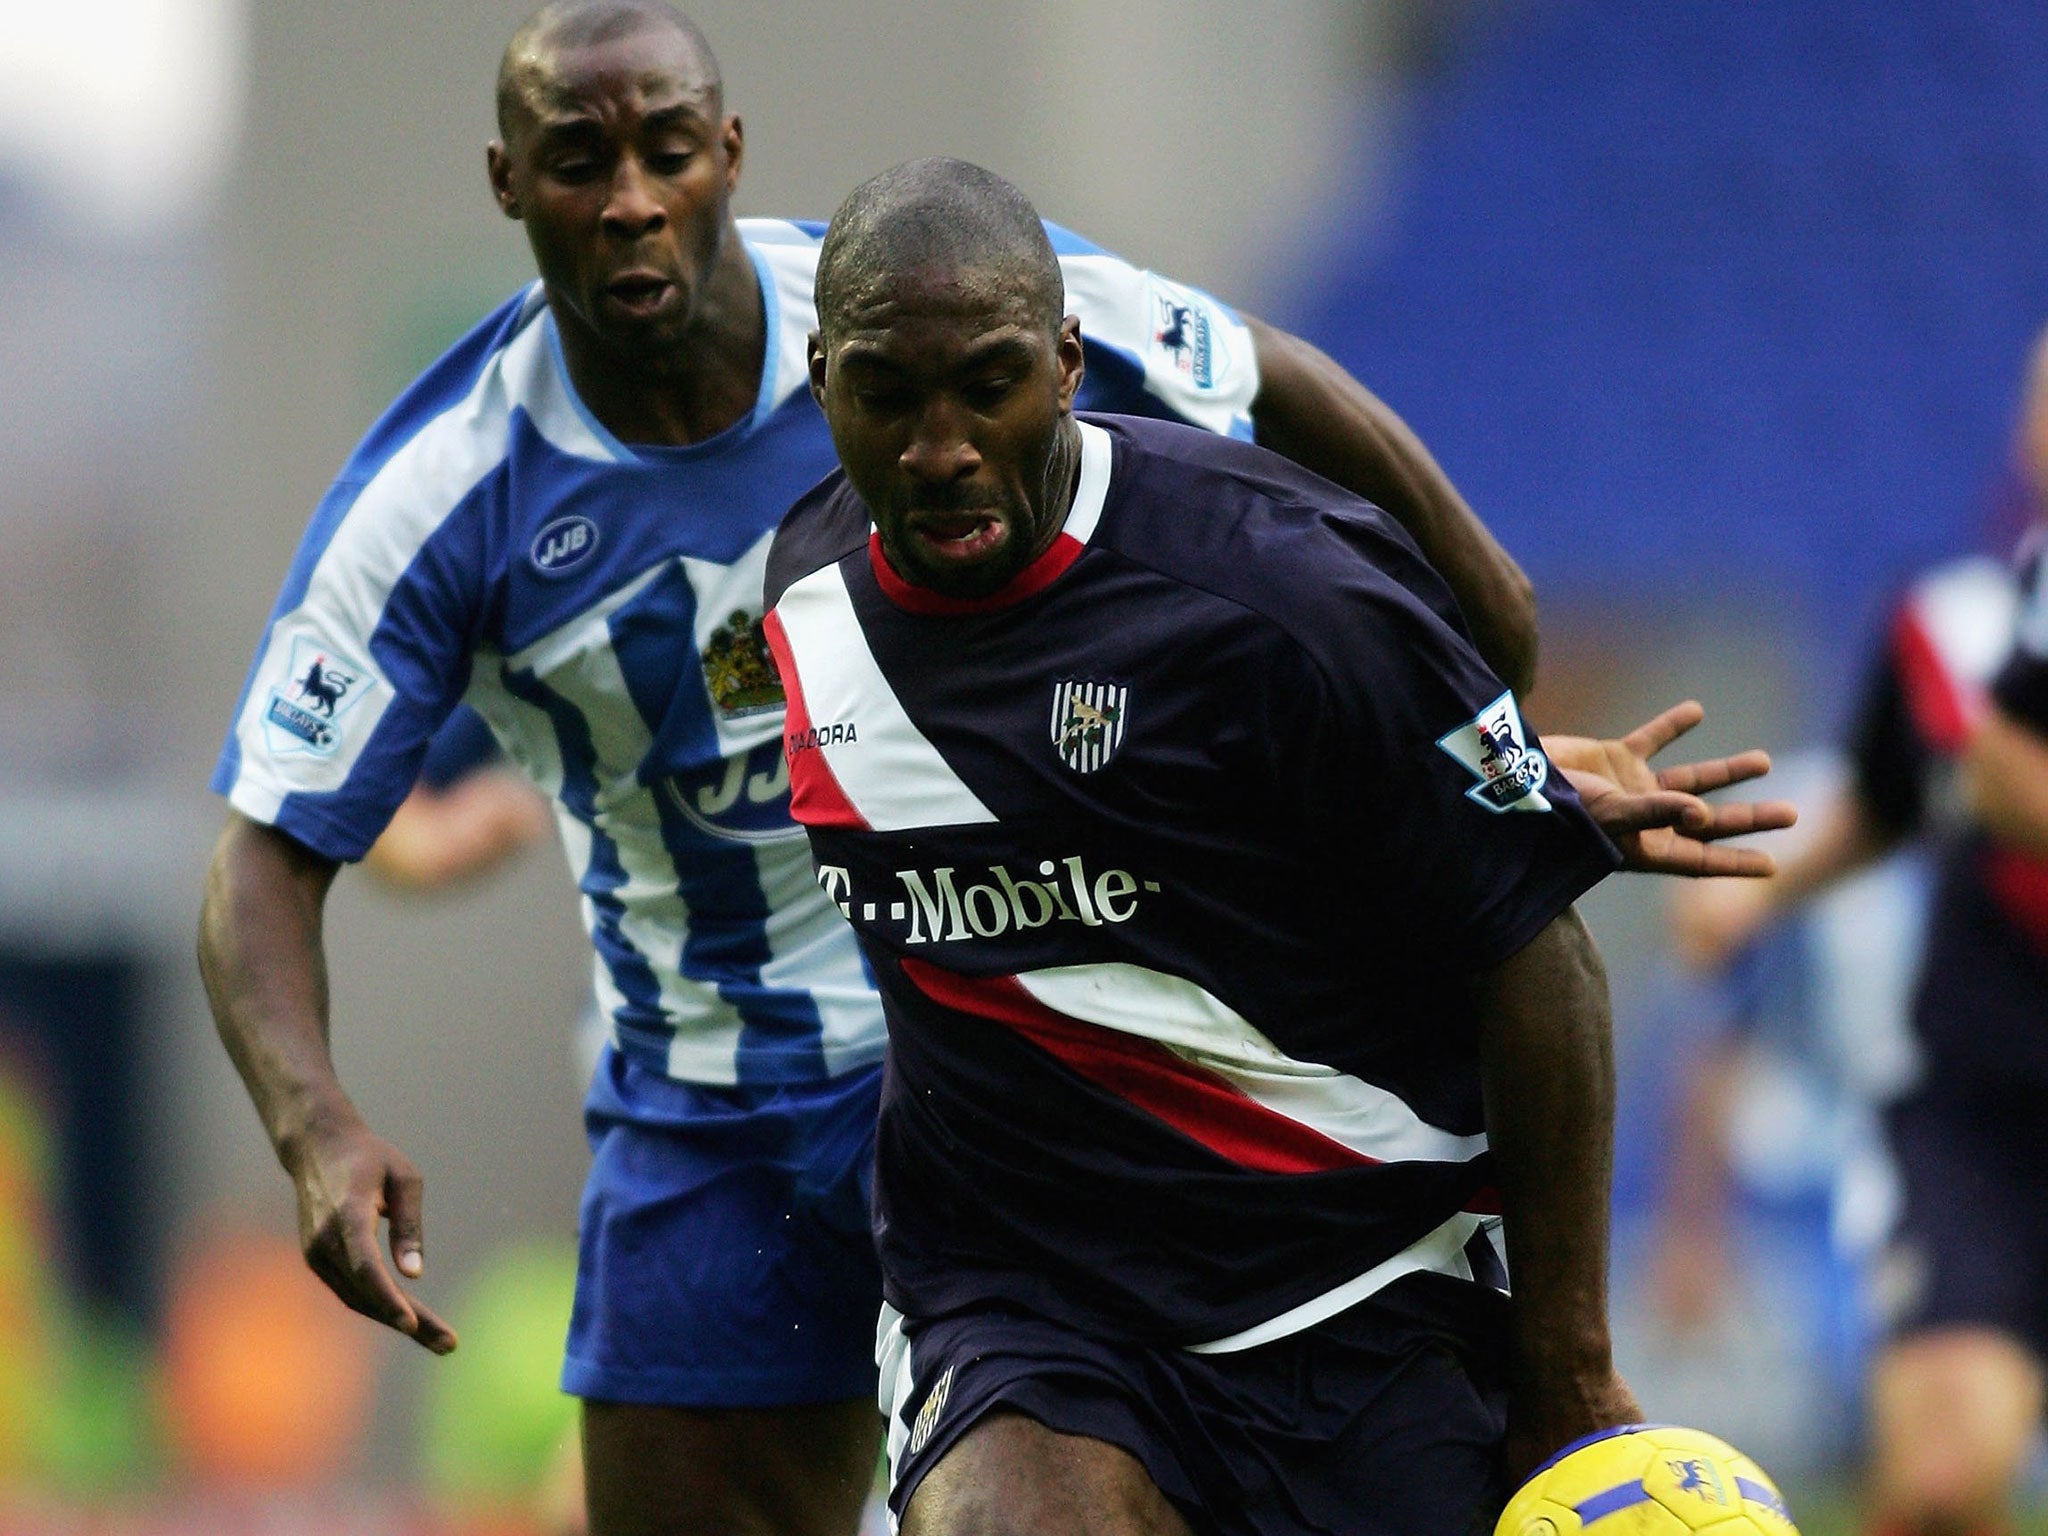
[
  {"x1": 1051, "y1": 681, "x2": 1128, "y2": 773},
  {"x1": 1435, "y1": 689, "x2": 1553, "y2": 813},
  {"x1": 262, "y1": 634, "x2": 378, "y2": 758},
  {"x1": 701, "y1": 609, "x2": 786, "y2": 718}
]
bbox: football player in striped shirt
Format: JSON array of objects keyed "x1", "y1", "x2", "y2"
[
  {"x1": 199, "y1": 6, "x2": 1784, "y2": 1534},
  {"x1": 1670, "y1": 329, "x2": 2048, "y2": 1536}
]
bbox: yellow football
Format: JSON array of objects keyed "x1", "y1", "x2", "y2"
[{"x1": 1496, "y1": 1424, "x2": 1799, "y2": 1535}]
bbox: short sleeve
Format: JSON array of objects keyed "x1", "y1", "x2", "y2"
[
  {"x1": 417, "y1": 706, "x2": 504, "y2": 791},
  {"x1": 209, "y1": 470, "x2": 488, "y2": 862},
  {"x1": 1052, "y1": 225, "x2": 1259, "y2": 440},
  {"x1": 1279, "y1": 506, "x2": 1619, "y2": 970}
]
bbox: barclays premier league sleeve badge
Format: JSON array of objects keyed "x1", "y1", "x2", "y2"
[
  {"x1": 262, "y1": 634, "x2": 380, "y2": 758},
  {"x1": 1435, "y1": 690, "x2": 1553, "y2": 813}
]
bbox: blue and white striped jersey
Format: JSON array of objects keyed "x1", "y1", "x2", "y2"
[{"x1": 212, "y1": 218, "x2": 1259, "y2": 1088}]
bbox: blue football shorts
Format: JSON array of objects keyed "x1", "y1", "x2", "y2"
[
  {"x1": 560, "y1": 1046, "x2": 885, "y2": 1407},
  {"x1": 878, "y1": 1273, "x2": 1514, "y2": 1536},
  {"x1": 1880, "y1": 1077, "x2": 2048, "y2": 1359}
]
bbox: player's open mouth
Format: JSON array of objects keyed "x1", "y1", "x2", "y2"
[
  {"x1": 605, "y1": 273, "x2": 675, "y2": 317},
  {"x1": 910, "y1": 512, "x2": 1006, "y2": 563}
]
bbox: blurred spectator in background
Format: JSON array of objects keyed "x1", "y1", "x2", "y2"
[{"x1": 1671, "y1": 327, "x2": 2048, "y2": 1536}]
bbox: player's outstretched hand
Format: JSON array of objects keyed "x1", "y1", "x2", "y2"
[
  {"x1": 1544, "y1": 700, "x2": 1797, "y2": 877},
  {"x1": 285, "y1": 1112, "x2": 458, "y2": 1354}
]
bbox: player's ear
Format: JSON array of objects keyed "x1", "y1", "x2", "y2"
[
  {"x1": 1056, "y1": 316, "x2": 1085, "y2": 409},
  {"x1": 722, "y1": 114, "x2": 744, "y2": 194},
  {"x1": 807, "y1": 331, "x2": 828, "y2": 407},
  {"x1": 487, "y1": 142, "x2": 521, "y2": 220}
]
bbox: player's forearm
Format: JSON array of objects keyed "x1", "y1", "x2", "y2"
[
  {"x1": 364, "y1": 772, "x2": 551, "y2": 892},
  {"x1": 1245, "y1": 317, "x2": 1538, "y2": 695},
  {"x1": 1760, "y1": 790, "x2": 1900, "y2": 914},
  {"x1": 198, "y1": 813, "x2": 358, "y2": 1165},
  {"x1": 1475, "y1": 908, "x2": 1620, "y2": 1407},
  {"x1": 1659, "y1": 1037, "x2": 1741, "y2": 1236},
  {"x1": 1964, "y1": 706, "x2": 2048, "y2": 859}
]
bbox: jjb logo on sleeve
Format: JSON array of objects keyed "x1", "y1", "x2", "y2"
[
  {"x1": 262, "y1": 634, "x2": 380, "y2": 758},
  {"x1": 1435, "y1": 690, "x2": 1553, "y2": 813},
  {"x1": 1051, "y1": 680, "x2": 1128, "y2": 773}
]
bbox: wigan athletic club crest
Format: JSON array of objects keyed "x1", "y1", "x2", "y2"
[
  {"x1": 700, "y1": 609, "x2": 786, "y2": 718},
  {"x1": 1050, "y1": 680, "x2": 1129, "y2": 773},
  {"x1": 1435, "y1": 689, "x2": 1552, "y2": 813}
]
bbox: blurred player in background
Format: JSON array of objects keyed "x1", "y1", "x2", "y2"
[
  {"x1": 1673, "y1": 327, "x2": 2048, "y2": 1536},
  {"x1": 1648, "y1": 754, "x2": 1926, "y2": 1467},
  {"x1": 362, "y1": 706, "x2": 554, "y2": 893},
  {"x1": 198, "y1": 4, "x2": 1788, "y2": 1534},
  {"x1": 768, "y1": 157, "x2": 1641, "y2": 1535}
]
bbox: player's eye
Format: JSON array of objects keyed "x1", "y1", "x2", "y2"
[
  {"x1": 647, "y1": 148, "x2": 696, "y2": 175},
  {"x1": 548, "y1": 155, "x2": 604, "y2": 184},
  {"x1": 853, "y1": 385, "x2": 913, "y2": 415},
  {"x1": 963, "y1": 377, "x2": 1016, "y2": 411}
]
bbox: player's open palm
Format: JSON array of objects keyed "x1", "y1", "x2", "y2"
[
  {"x1": 287, "y1": 1113, "x2": 457, "y2": 1354},
  {"x1": 1544, "y1": 701, "x2": 1796, "y2": 877}
]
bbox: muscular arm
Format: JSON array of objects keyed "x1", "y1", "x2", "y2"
[
  {"x1": 1964, "y1": 705, "x2": 2048, "y2": 859},
  {"x1": 1246, "y1": 317, "x2": 1538, "y2": 695},
  {"x1": 1474, "y1": 907, "x2": 1640, "y2": 1478},
  {"x1": 197, "y1": 812, "x2": 456, "y2": 1352}
]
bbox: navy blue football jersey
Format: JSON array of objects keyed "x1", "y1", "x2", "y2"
[
  {"x1": 763, "y1": 414, "x2": 1619, "y2": 1347},
  {"x1": 1836, "y1": 548, "x2": 2048, "y2": 1090},
  {"x1": 1897, "y1": 539, "x2": 2048, "y2": 1089}
]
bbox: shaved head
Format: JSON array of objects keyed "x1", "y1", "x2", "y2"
[
  {"x1": 814, "y1": 159, "x2": 1064, "y2": 345},
  {"x1": 497, "y1": 0, "x2": 721, "y2": 137}
]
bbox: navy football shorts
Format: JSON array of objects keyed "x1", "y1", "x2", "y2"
[
  {"x1": 560, "y1": 1046, "x2": 884, "y2": 1407},
  {"x1": 1880, "y1": 1078, "x2": 2048, "y2": 1360},
  {"x1": 878, "y1": 1273, "x2": 1513, "y2": 1536}
]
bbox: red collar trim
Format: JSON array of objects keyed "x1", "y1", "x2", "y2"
[{"x1": 868, "y1": 528, "x2": 1086, "y2": 615}]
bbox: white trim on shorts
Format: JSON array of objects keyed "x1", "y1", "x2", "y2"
[
  {"x1": 1185, "y1": 1210, "x2": 1490, "y2": 1354},
  {"x1": 872, "y1": 1208, "x2": 1505, "y2": 1520}
]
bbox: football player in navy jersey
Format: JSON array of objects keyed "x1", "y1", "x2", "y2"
[
  {"x1": 1670, "y1": 329, "x2": 2048, "y2": 1536},
  {"x1": 199, "y1": 7, "x2": 1789, "y2": 1536},
  {"x1": 767, "y1": 157, "x2": 1648, "y2": 1536}
]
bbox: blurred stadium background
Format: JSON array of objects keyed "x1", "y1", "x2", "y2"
[{"x1": 3, "y1": 0, "x2": 2046, "y2": 1529}]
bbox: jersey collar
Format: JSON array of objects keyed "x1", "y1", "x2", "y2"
[{"x1": 868, "y1": 419, "x2": 1112, "y2": 615}]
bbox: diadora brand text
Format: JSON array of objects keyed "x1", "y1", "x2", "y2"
[{"x1": 788, "y1": 721, "x2": 857, "y2": 753}]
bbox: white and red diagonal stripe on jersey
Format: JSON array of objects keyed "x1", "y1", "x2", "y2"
[
  {"x1": 900, "y1": 954, "x2": 1493, "y2": 1195},
  {"x1": 763, "y1": 422, "x2": 1115, "y2": 832},
  {"x1": 764, "y1": 563, "x2": 995, "y2": 832},
  {"x1": 1891, "y1": 555, "x2": 2016, "y2": 753}
]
